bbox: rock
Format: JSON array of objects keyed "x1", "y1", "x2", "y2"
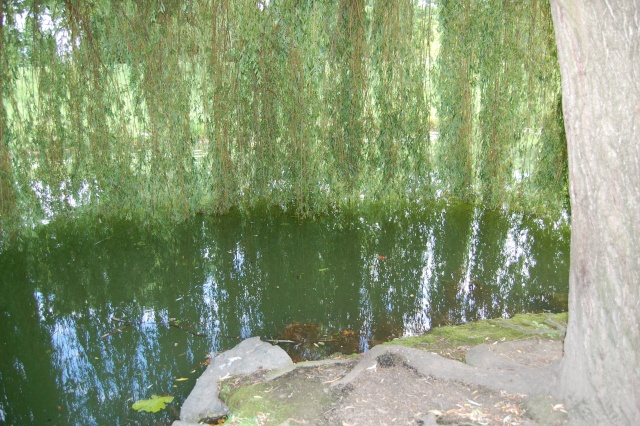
[
  {"x1": 176, "y1": 337, "x2": 293, "y2": 424},
  {"x1": 523, "y1": 395, "x2": 569, "y2": 425},
  {"x1": 414, "y1": 412, "x2": 439, "y2": 426}
]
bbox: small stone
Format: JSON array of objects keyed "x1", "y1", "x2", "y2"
[{"x1": 415, "y1": 412, "x2": 438, "y2": 426}]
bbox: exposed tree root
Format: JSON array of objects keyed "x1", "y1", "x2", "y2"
[{"x1": 332, "y1": 343, "x2": 561, "y2": 398}]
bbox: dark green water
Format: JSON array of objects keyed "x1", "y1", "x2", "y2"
[{"x1": 0, "y1": 205, "x2": 569, "y2": 425}]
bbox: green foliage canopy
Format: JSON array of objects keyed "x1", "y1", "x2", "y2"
[{"x1": 0, "y1": 0, "x2": 565, "y2": 244}]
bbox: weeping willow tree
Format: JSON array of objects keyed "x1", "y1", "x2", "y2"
[
  {"x1": 0, "y1": 0, "x2": 564, "y2": 245},
  {"x1": 436, "y1": 0, "x2": 566, "y2": 209}
]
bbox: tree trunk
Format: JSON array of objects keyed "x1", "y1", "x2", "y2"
[{"x1": 550, "y1": 1, "x2": 640, "y2": 424}]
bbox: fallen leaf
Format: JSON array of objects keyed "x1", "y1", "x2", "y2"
[
  {"x1": 175, "y1": 377, "x2": 189, "y2": 382},
  {"x1": 132, "y1": 395, "x2": 174, "y2": 413},
  {"x1": 552, "y1": 403, "x2": 567, "y2": 413}
]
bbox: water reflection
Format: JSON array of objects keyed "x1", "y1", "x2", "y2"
[{"x1": 0, "y1": 205, "x2": 569, "y2": 424}]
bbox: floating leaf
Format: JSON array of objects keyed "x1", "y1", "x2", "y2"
[
  {"x1": 175, "y1": 377, "x2": 189, "y2": 382},
  {"x1": 132, "y1": 395, "x2": 174, "y2": 413}
]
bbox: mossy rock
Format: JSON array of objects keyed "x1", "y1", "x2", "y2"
[{"x1": 219, "y1": 366, "x2": 339, "y2": 425}]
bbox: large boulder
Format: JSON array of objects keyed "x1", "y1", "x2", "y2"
[{"x1": 176, "y1": 337, "x2": 293, "y2": 424}]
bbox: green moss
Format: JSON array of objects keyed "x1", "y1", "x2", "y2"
[
  {"x1": 223, "y1": 381, "x2": 288, "y2": 425},
  {"x1": 220, "y1": 369, "x2": 335, "y2": 425},
  {"x1": 387, "y1": 312, "x2": 567, "y2": 361},
  {"x1": 552, "y1": 312, "x2": 568, "y2": 323}
]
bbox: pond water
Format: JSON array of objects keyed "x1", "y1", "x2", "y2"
[{"x1": 0, "y1": 205, "x2": 569, "y2": 425}]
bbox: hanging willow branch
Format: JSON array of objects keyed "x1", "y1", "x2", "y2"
[
  {"x1": 1, "y1": 0, "x2": 18, "y2": 237},
  {"x1": 0, "y1": 0, "x2": 564, "y2": 246}
]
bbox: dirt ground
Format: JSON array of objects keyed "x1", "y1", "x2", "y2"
[{"x1": 220, "y1": 339, "x2": 568, "y2": 426}]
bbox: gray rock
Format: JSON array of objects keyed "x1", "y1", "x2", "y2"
[
  {"x1": 415, "y1": 412, "x2": 439, "y2": 426},
  {"x1": 176, "y1": 337, "x2": 293, "y2": 424}
]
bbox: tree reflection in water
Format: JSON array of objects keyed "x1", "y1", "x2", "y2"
[{"x1": 0, "y1": 205, "x2": 569, "y2": 424}]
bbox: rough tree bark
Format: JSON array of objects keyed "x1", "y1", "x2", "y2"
[{"x1": 550, "y1": 1, "x2": 640, "y2": 424}]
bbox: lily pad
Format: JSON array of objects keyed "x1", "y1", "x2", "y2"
[{"x1": 132, "y1": 395, "x2": 174, "y2": 413}]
